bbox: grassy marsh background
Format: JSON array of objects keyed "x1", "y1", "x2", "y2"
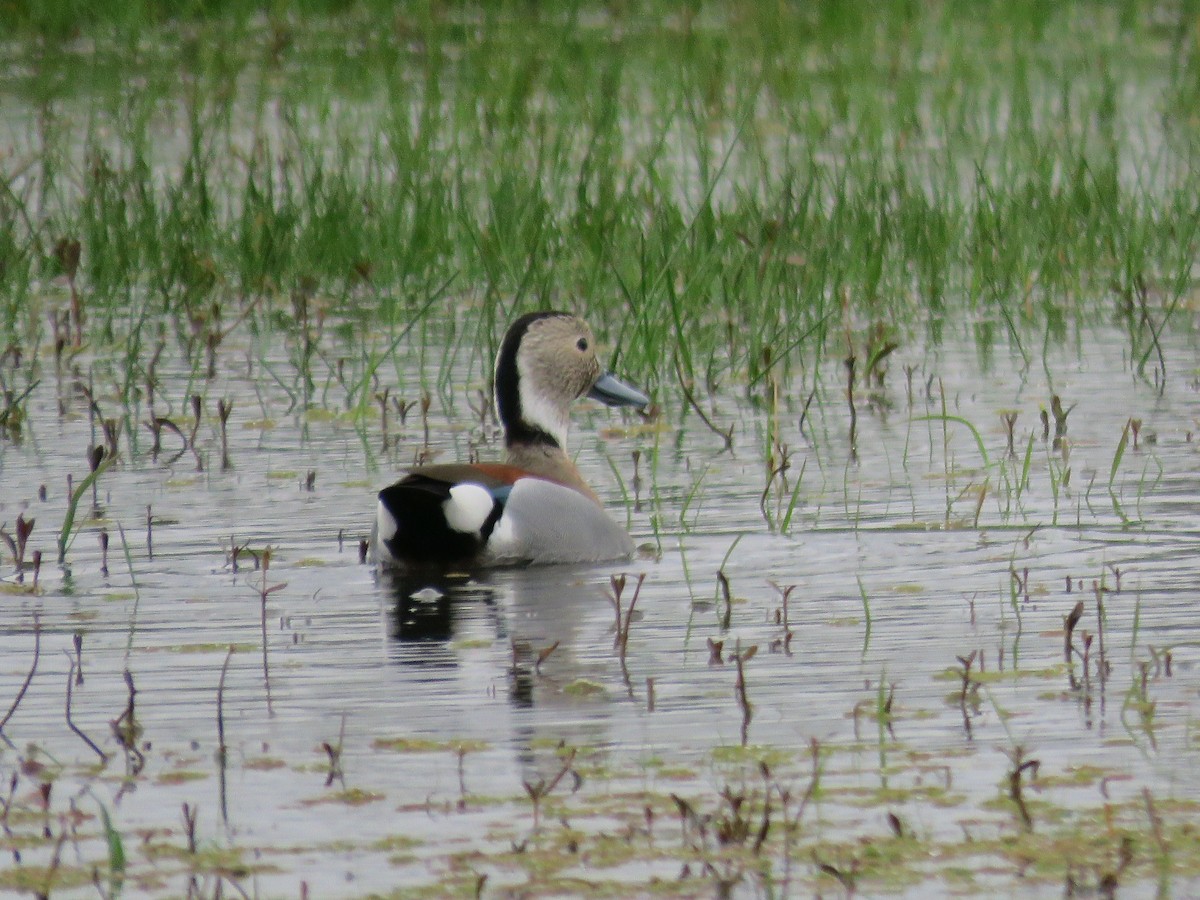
[
  {"x1": 5, "y1": 3, "x2": 1200, "y2": 896},
  {"x1": 4, "y1": 0, "x2": 1200, "y2": 398}
]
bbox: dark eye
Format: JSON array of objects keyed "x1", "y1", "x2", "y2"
[{"x1": 576, "y1": 338, "x2": 589, "y2": 352}]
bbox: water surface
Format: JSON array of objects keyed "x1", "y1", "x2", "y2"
[{"x1": 2, "y1": 316, "x2": 1199, "y2": 895}]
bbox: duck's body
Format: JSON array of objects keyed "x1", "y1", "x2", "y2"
[{"x1": 373, "y1": 312, "x2": 647, "y2": 569}]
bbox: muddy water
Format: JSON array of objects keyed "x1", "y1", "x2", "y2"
[{"x1": 2, "y1": 316, "x2": 1200, "y2": 895}]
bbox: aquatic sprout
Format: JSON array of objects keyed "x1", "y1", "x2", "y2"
[
  {"x1": 1001, "y1": 411, "x2": 1018, "y2": 456},
  {"x1": 376, "y1": 387, "x2": 391, "y2": 451},
  {"x1": 0, "y1": 381, "x2": 36, "y2": 441},
  {"x1": 631, "y1": 448, "x2": 642, "y2": 512},
  {"x1": 1109, "y1": 417, "x2": 1132, "y2": 501},
  {"x1": 52, "y1": 238, "x2": 83, "y2": 347},
  {"x1": 767, "y1": 581, "x2": 795, "y2": 654},
  {"x1": 760, "y1": 439, "x2": 798, "y2": 532},
  {"x1": 100, "y1": 416, "x2": 119, "y2": 459},
  {"x1": 145, "y1": 506, "x2": 155, "y2": 559},
  {"x1": 675, "y1": 357, "x2": 733, "y2": 452},
  {"x1": 732, "y1": 641, "x2": 757, "y2": 747},
  {"x1": 57, "y1": 447, "x2": 112, "y2": 565},
  {"x1": 1002, "y1": 745, "x2": 1040, "y2": 832},
  {"x1": 876, "y1": 679, "x2": 897, "y2": 741},
  {"x1": 321, "y1": 715, "x2": 347, "y2": 789},
  {"x1": 522, "y1": 746, "x2": 579, "y2": 836},
  {"x1": 110, "y1": 670, "x2": 144, "y2": 776},
  {"x1": 902, "y1": 365, "x2": 918, "y2": 409},
  {"x1": 0, "y1": 615, "x2": 40, "y2": 734},
  {"x1": 1107, "y1": 565, "x2": 1123, "y2": 593},
  {"x1": 393, "y1": 395, "x2": 416, "y2": 428},
  {"x1": 1080, "y1": 631, "x2": 1095, "y2": 707},
  {"x1": 99, "y1": 529, "x2": 109, "y2": 577},
  {"x1": 964, "y1": 592, "x2": 977, "y2": 625},
  {"x1": 954, "y1": 651, "x2": 980, "y2": 739},
  {"x1": 65, "y1": 659, "x2": 107, "y2": 763},
  {"x1": 520, "y1": 641, "x2": 554, "y2": 679},
  {"x1": 862, "y1": 325, "x2": 898, "y2": 394},
  {"x1": 707, "y1": 637, "x2": 724, "y2": 666},
  {"x1": 228, "y1": 537, "x2": 247, "y2": 573},
  {"x1": 256, "y1": 548, "x2": 287, "y2": 717},
  {"x1": 608, "y1": 573, "x2": 645, "y2": 690},
  {"x1": 1092, "y1": 580, "x2": 1111, "y2": 683},
  {"x1": 418, "y1": 391, "x2": 432, "y2": 457},
  {"x1": 716, "y1": 568, "x2": 734, "y2": 631},
  {"x1": 217, "y1": 398, "x2": 233, "y2": 469},
  {"x1": 1131, "y1": 660, "x2": 1158, "y2": 741},
  {"x1": 857, "y1": 577, "x2": 872, "y2": 656},
  {"x1": 189, "y1": 394, "x2": 204, "y2": 471},
  {"x1": 0, "y1": 513, "x2": 35, "y2": 576},
  {"x1": 95, "y1": 797, "x2": 127, "y2": 897},
  {"x1": 216, "y1": 646, "x2": 234, "y2": 829},
  {"x1": 1010, "y1": 566, "x2": 1030, "y2": 606},
  {"x1": 844, "y1": 354, "x2": 858, "y2": 463},
  {"x1": 145, "y1": 415, "x2": 187, "y2": 461},
  {"x1": 776, "y1": 457, "x2": 808, "y2": 535},
  {"x1": 1050, "y1": 394, "x2": 1072, "y2": 449},
  {"x1": 143, "y1": 340, "x2": 165, "y2": 413},
  {"x1": 181, "y1": 802, "x2": 199, "y2": 855},
  {"x1": 465, "y1": 387, "x2": 490, "y2": 429},
  {"x1": 1063, "y1": 600, "x2": 1085, "y2": 688}
]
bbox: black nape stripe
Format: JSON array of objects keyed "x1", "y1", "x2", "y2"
[{"x1": 494, "y1": 310, "x2": 569, "y2": 449}]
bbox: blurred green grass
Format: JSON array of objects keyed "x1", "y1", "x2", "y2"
[{"x1": 2, "y1": 0, "x2": 1199, "y2": 390}]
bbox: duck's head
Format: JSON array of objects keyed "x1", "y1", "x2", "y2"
[{"x1": 495, "y1": 311, "x2": 649, "y2": 450}]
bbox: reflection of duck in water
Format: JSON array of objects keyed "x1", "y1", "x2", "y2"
[
  {"x1": 373, "y1": 312, "x2": 648, "y2": 569},
  {"x1": 385, "y1": 560, "x2": 619, "y2": 655},
  {"x1": 384, "y1": 566, "x2": 618, "y2": 713},
  {"x1": 383, "y1": 569, "x2": 483, "y2": 644}
]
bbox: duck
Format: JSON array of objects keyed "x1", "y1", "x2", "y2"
[{"x1": 373, "y1": 311, "x2": 649, "y2": 569}]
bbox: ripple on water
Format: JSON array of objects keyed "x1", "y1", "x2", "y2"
[{"x1": 2, "y1": 326, "x2": 1200, "y2": 894}]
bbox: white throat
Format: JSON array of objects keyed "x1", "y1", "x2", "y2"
[{"x1": 515, "y1": 357, "x2": 570, "y2": 448}]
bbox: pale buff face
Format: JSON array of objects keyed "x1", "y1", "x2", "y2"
[{"x1": 513, "y1": 315, "x2": 602, "y2": 447}]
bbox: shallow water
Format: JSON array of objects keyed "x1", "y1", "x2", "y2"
[{"x1": 2, "y1": 315, "x2": 1200, "y2": 896}]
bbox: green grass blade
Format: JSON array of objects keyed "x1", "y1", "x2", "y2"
[
  {"x1": 97, "y1": 799, "x2": 126, "y2": 892},
  {"x1": 914, "y1": 414, "x2": 991, "y2": 469},
  {"x1": 58, "y1": 454, "x2": 116, "y2": 563},
  {"x1": 1109, "y1": 418, "x2": 1131, "y2": 488}
]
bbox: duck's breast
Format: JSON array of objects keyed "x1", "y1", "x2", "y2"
[{"x1": 486, "y1": 478, "x2": 635, "y2": 565}]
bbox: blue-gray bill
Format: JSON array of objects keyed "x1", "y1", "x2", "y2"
[{"x1": 588, "y1": 373, "x2": 649, "y2": 409}]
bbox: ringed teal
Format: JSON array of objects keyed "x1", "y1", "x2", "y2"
[{"x1": 373, "y1": 311, "x2": 648, "y2": 568}]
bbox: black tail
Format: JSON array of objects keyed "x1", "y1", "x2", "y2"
[{"x1": 377, "y1": 475, "x2": 501, "y2": 565}]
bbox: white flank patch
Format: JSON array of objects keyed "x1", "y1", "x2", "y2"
[
  {"x1": 487, "y1": 513, "x2": 519, "y2": 557},
  {"x1": 444, "y1": 484, "x2": 495, "y2": 534},
  {"x1": 376, "y1": 502, "x2": 398, "y2": 542}
]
